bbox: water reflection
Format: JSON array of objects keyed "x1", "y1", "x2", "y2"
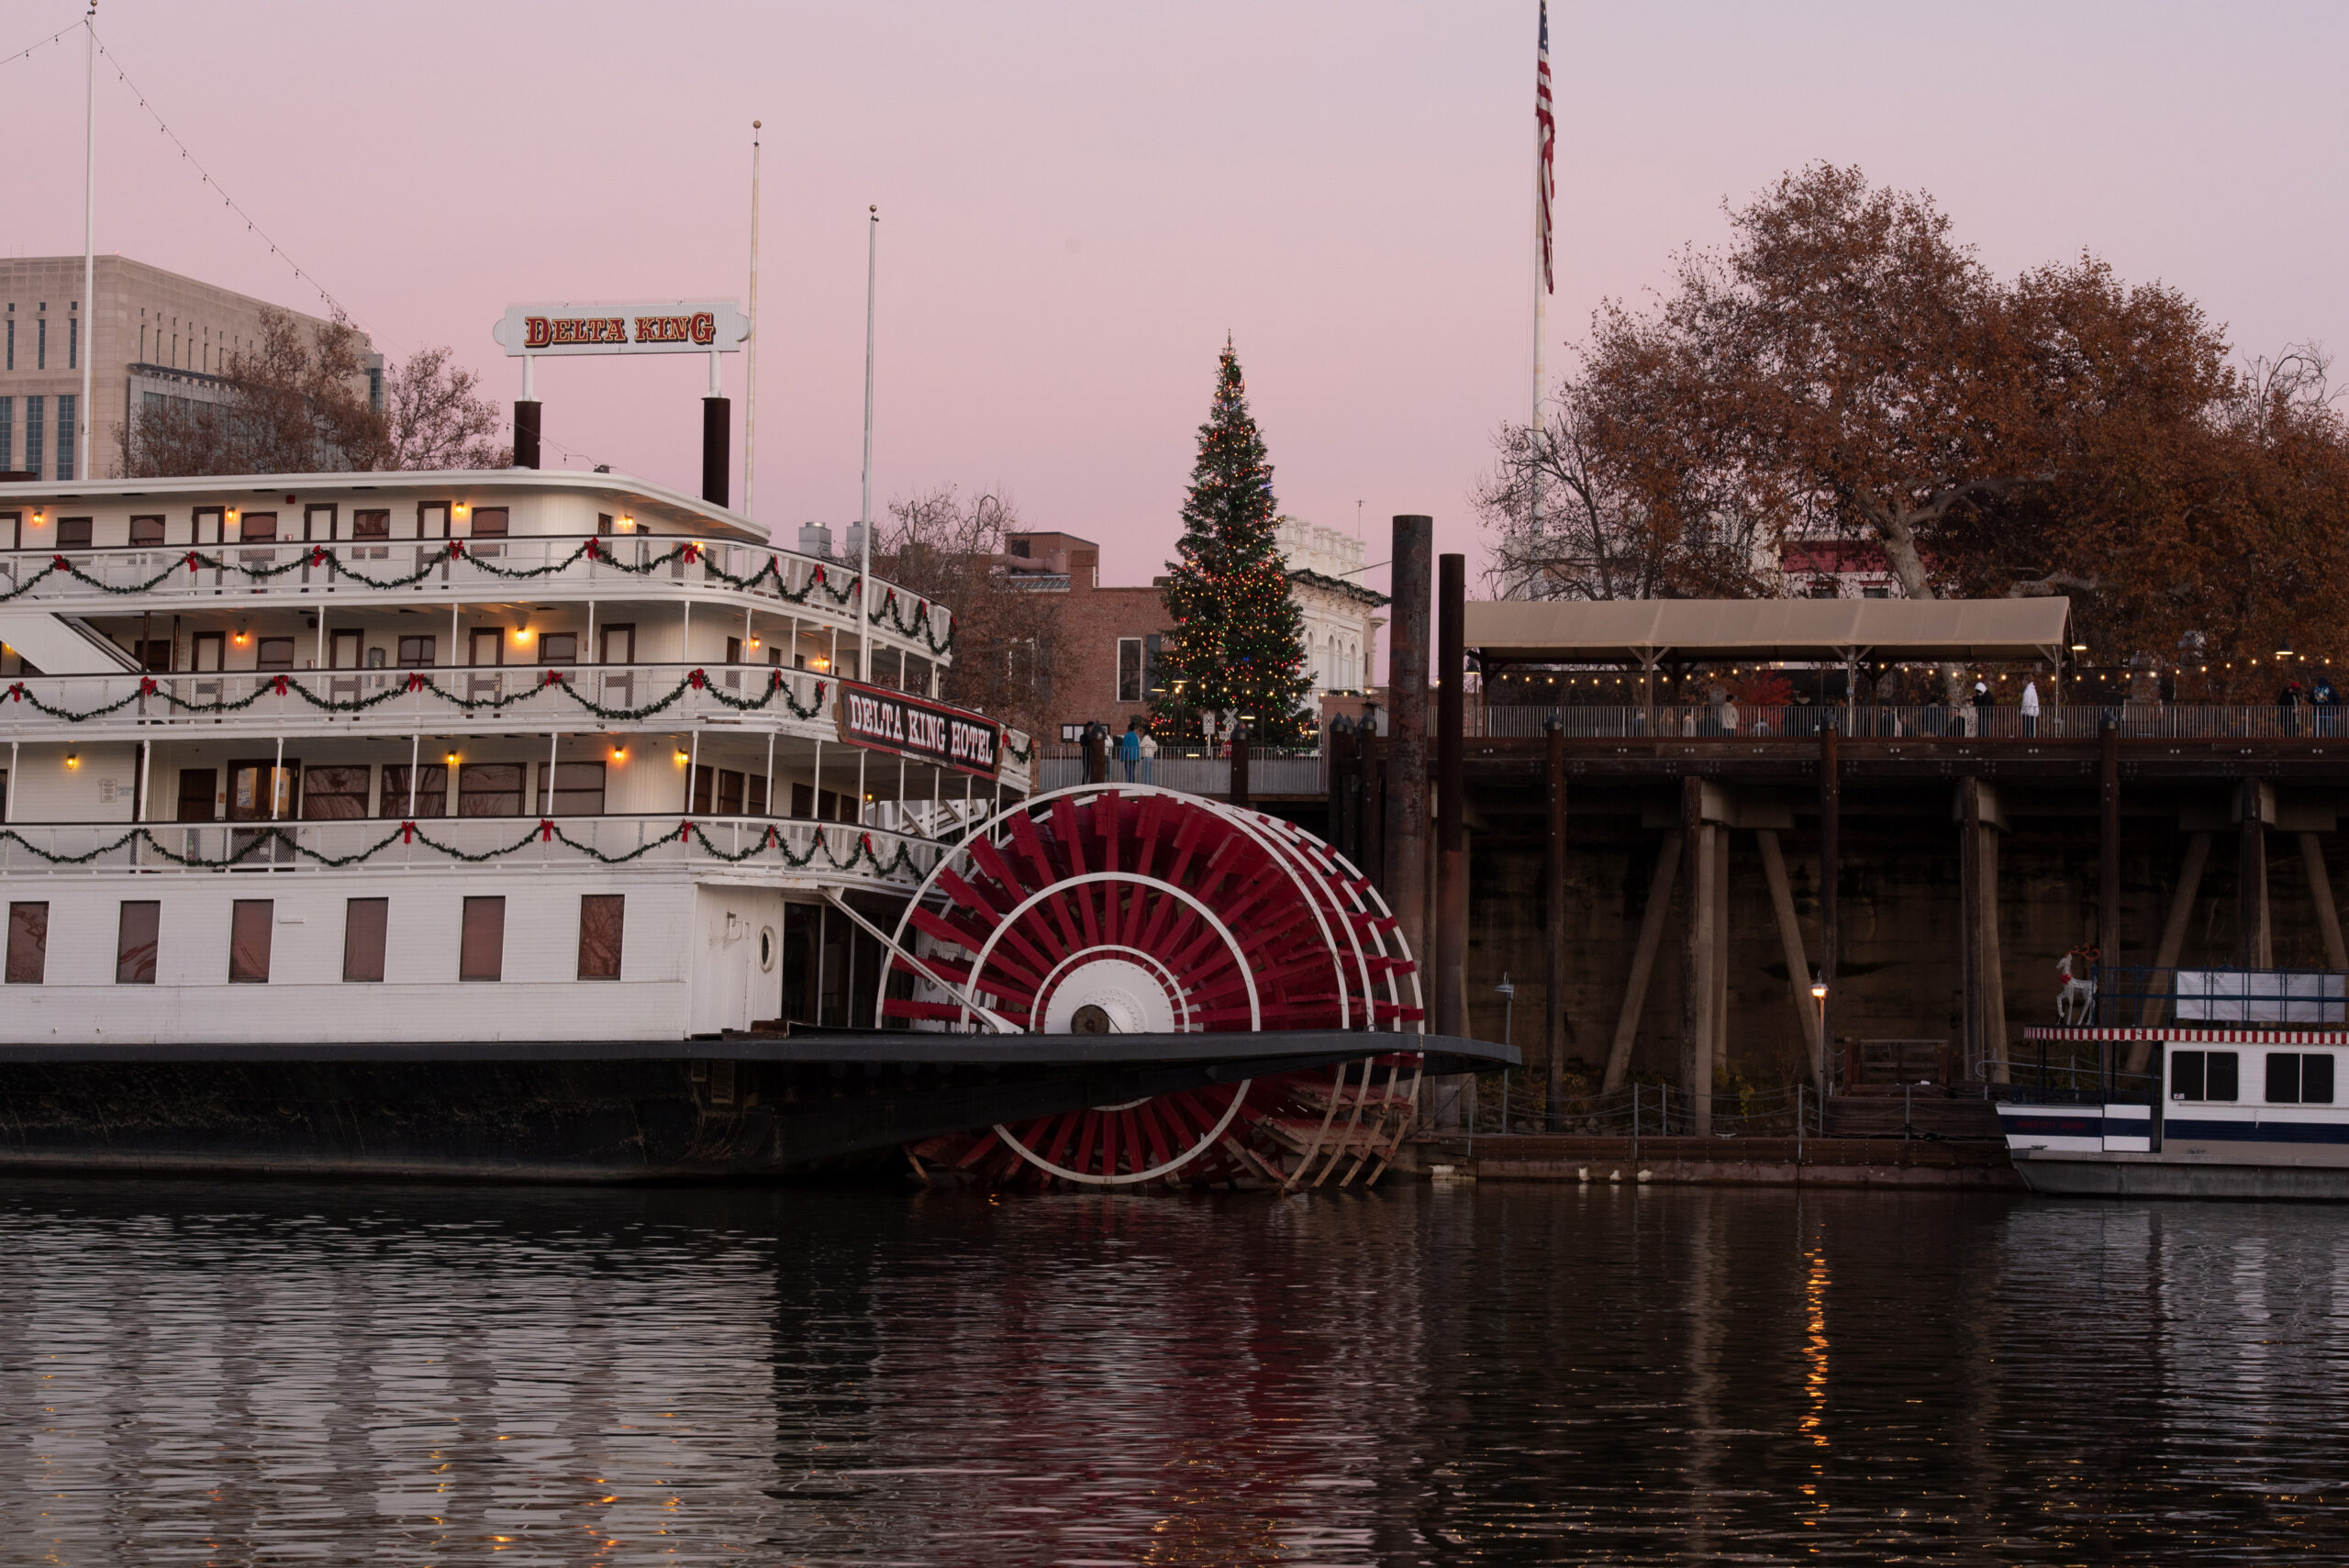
[{"x1": 0, "y1": 1182, "x2": 2344, "y2": 1562}]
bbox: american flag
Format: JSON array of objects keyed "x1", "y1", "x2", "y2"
[{"x1": 1535, "y1": 0, "x2": 1555, "y2": 295}]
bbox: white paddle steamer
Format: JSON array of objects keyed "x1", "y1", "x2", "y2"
[{"x1": 0, "y1": 469, "x2": 1021, "y2": 1047}]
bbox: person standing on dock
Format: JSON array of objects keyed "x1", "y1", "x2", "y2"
[
  {"x1": 2021, "y1": 677, "x2": 2041, "y2": 737},
  {"x1": 1972, "y1": 678, "x2": 1993, "y2": 737}
]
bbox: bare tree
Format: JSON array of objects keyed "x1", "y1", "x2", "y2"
[
  {"x1": 119, "y1": 307, "x2": 380, "y2": 477},
  {"x1": 873, "y1": 484, "x2": 1059, "y2": 739},
  {"x1": 119, "y1": 308, "x2": 509, "y2": 477},
  {"x1": 1475, "y1": 377, "x2": 1772, "y2": 600},
  {"x1": 381, "y1": 345, "x2": 510, "y2": 470}
]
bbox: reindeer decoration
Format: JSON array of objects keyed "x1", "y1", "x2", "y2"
[{"x1": 2055, "y1": 946, "x2": 2100, "y2": 1026}]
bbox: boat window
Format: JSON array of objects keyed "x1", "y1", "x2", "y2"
[
  {"x1": 255, "y1": 638, "x2": 296, "y2": 672},
  {"x1": 6, "y1": 901, "x2": 49, "y2": 984},
  {"x1": 381, "y1": 764, "x2": 448, "y2": 818},
  {"x1": 2172, "y1": 1050, "x2": 2239, "y2": 1102},
  {"x1": 342, "y1": 898, "x2": 387, "y2": 983},
  {"x1": 54, "y1": 517, "x2": 92, "y2": 549},
  {"x1": 129, "y1": 515, "x2": 165, "y2": 546},
  {"x1": 228, "y1": 900, "x2": 273, "y2": 984},
  {"x1": 470, "y1": 507, "x2": 508, "y2": 538},
  {"x1": 2266, "y1": 1051, "x2": 2335, "y2": 1106},
  {"x1": 116, "y1": 901, "x2": 159, "y2": 984},
  {"x1": 543, "y1": 761, "x2": 605, "y2": 817},
  {"x1": 539, "y1": 632, "x2": 578, "y2": 666},
  {"x1": 460, "y1": 896, "x2": 506, "y2": 982},
  {"x1": 238, "y1": 512, "x2": 277, "y2": 544},
  {"x1": 396, "y1": 635, "x2": 437, "y2": 669},
  {"x1": 578, "y1": 895, "x2": 624, "y2": 981},
  {"x1": 302, "y1": 766, "x2": 373, "y2": 820},
  {"x1": 459, "y1": 762, "x2": 524, "y2": 817},
  {"x1": 351, "y1": 509, "x2": 391, "y2": 539}
]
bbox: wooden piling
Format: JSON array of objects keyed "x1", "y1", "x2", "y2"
[
  {"x1": 1544, "y1": 717, "x2": 1567, "y2": 1129},
  {"x1": 1601, "y1": 831, "x2": 1681, "y2": 1093},
  {"x1": 1681, "y1": 777, "x2": 1713, "y2": 1136},
  {"x1": 1818, "y1": 724, "x2": 1841, "y2": 1088}
]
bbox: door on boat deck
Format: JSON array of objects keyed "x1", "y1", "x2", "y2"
[
  {"x1": 599, "y1": 623, "x2": 635, "y2": 708},
  {"x1": 227, "y1": 757, "x2": 299, "y2": 864}
]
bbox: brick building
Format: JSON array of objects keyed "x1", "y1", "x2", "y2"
[{"x1": 1009, "y1": 521, "x2": 1387, "y2": 742}]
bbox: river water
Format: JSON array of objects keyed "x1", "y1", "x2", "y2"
[{"x1": 0, "y1": 1179, "x2": 2343, "y2": 1563}]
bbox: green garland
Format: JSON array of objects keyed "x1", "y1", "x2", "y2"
[
  {"x1": 867, "y1": 584, "x2": 959, "y2": 658},
  {"x1": 0, "y1": 817, "x2": 925, "y2": 877},
  {"x1": 0, "y1": 539, "x2": 952, "y2": 650},
  {"x1": 6, "y1": 667, "x2": 832, "y2": 724}
]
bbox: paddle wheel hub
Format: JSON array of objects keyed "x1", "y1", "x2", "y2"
[{"x1": 880, "y1": 785, "x2": 1424, "y2": 1188}]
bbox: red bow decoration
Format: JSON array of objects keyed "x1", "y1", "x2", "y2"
[
  {"x1": 271, "y1": 674, "x2": 290, "y2": 695},
  {"x1": 539, "y1": 818, "x2": 555, "y2": 842},
  {"x1": 448, "y1": 539, "x2": 465, "y2": 559},
  {"x1": 814, "y1": 681, "x2": 827, "y2": 704},
  {"x1": 859, "y1": 832, "x2": 875, "y2": 856},
  {"x1": 583, "y1": 539, "x2": 602, "y2": 562},
  {"x1": 51, "y1": 554, "x2": 70, "y2": 570},
  {"x1": 310, "y1": 546, "x2": 328, "y2": 567},
  {"x1": 682, "y1": 541, "x2": 701, "y2": 563},
  {"x1": 767, "y1": 668, "x2": 784, "y2": 690},
  {"x1": 764, "y1": 825, "x2": 780, "y2": 848},
  {"x1": 688, "y1": 668, "x2": 707, "y2": 689},
  {"x1": 185, "y1": 551, "x2": 202, "y2": 574},
  {"x1": 401, "y1": 820, "x2": 416, "y2": 844},
  {"x1": 541, "y1": 668, "x2": 563, "y2": 687},
  {"x1": 812, "y1": 565, "x2": 826, "y2": 584},
  {"x1": 916, "y1": 599, "x2": 927, "y2": 619},
  {"x1": 405, "y1": 672, "x2": 426, "y2": 692},
  {"x1": 679, "y1": 820, "x2": 695, "y2": 842},
  {"x1": 6, "y1": 683, "x2": 23, "y2": 702},
  {"x1": 139, "y1": 676, "x2": 158, "y2": 696}
]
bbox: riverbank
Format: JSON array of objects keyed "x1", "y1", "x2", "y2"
[{"x1": 1411, "y1": 1133, "x2": 2024, "y2": 1190}]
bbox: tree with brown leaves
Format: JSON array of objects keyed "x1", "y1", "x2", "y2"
[{"x1": 1482, "y1": 164, "x2": 2349, "y2": 684}]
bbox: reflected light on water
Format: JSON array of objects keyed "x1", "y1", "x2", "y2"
[{"x1": 0, "y1": 1182, "x2": 2344, "y2": 1562}]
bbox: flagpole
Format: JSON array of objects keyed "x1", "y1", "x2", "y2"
[
  {"x1": 1529, "y1": 0, "x2": 1554, "y2": 590},
  {"x1": 744, "y1": 119, "x2": 763, "y2": 524},
  {"x1": 856, "y1": 206, "x2": 878, "y2": 684},
  {"x1": 80, "y1": 0, "x2": 96, "y2": 483}
]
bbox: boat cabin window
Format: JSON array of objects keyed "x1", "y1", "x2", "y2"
[
  {"x1": 459, "y1": 896, "x2": 506, "y2": 982},
  {"x1": 255, "y1": 637, "x2": 296, "y2": 672},
  {"x1": 342, "y1": 898, "x2": 388, "y2": 983},
  {"x1": 302, "y1": 765, "x2": 372, "y2": 820},
  {"x1": 2265, "y1": 1052, "x2": 2335, "y2": 1106},
  {"x1": 6, "y1": 901, "x2": 48, "y2": 984},
  {"x1": 238, "y1": 512, "x2": 277, "y2": 544},
  {"x1": 458, "y1": 762, "x2": 524, "y2": 817},
  {"x1": 351, "y1": 509, "x2": 390, "y2": 539},
  {"x1": 539, "y1": 632, "x2": 577, "y2": 665},
  {"x1": 396, "y1": 636, "x2": 436, "y2": 669},
  {"x1": 543, "y1": 761, "x2": 606, "y2": 817},
  {"x1": 228, "y1": 899, "x2": 273, "y2": 984},
  {"x1": 116, "y1": 901, "x2": 159, "y2": 984},
  {"x1": 2172, "y1": 1050, "x2": 2239, "y2": 1103},
  {"x1": 469, "y1": 506, "x2": 508, "y2": 538},
  {"x1": 577, "y1": 895, "x2": 624, "y2": 980},
  {"x1": 381, "y1": 764, "x2": 447, "y2": 817},
  {"x1": 129, "y1": 515, "x2": 164, "y2": 546}
]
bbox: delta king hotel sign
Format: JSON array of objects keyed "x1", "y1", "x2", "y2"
[{"x1": 491, "y1": 301, "x2": 752, "y2": 357}]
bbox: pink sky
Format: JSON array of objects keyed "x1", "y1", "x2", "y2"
[{"x1": 7, "y1": 2, "x2": 2344, "y2": 609}]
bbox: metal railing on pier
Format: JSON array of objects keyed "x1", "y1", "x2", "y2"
[
  {"x1": 1479, "y1": 703, "x2": 2349, "y2": 741},
  {"x1": 1033, "y1": 746, "x2": 1325, "y2": 796},
  {"x1": 1455, "y1": 1078, "x2": 1825, "y2": 1139}
]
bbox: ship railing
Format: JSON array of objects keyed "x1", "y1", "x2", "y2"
[
  {"x1": 2, "y1": 662, "x2": 842, "y2": 735},
  {"x1": 1477, "y1": 703, "x2": 2349, "y2": 740},
  {"x1": 2087, "y1": 963, "x2": 2349, "y2": 1029},
  {"x1": 0, "y1": 812, "x2": 941, "y2": 887},
  {"x1": 0, "y1": 535, "x2": 954, "y2": 655}
]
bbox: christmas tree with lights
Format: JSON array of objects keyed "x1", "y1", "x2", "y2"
[{"x1": 1152, "y1": 340, "x2": 1313, "y2": 745}]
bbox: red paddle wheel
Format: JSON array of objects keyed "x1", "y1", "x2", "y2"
[{"x1": 883, "y1": 785, "x2": 1424, "y2": 1188}]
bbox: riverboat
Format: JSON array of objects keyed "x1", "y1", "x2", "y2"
[
  {"x1": 2000, "y1": 967, "x2": 2349, "y2": 1198},
  {"x1": 0, "y1": 470, "x2": 1484, "y2": 1184}
]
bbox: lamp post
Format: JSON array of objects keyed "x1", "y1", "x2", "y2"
[
  {"x1": 1495, "y1": 973, "x2": 1516, "y2": 1136},
  {"x1": 1810, "y1": 973, "x2": 1829, "y2": 1095}
]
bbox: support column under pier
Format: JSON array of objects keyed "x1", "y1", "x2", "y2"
[
  {"x1": 1544, "y1": 717, "x2": 1567, "y2": 1129},
  {"x1": 1680, "y1": 777, "x2": 1714, "y2": 1136},
  {"x1": 2240, "y1": 779, "x2": 2272, "y2": 969},
  {"x1": 1602, "y1": 831, "x2": 1681, "y2": 1095}
]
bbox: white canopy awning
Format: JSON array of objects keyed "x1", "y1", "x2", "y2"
[{"x1": 1464, "y1": 597, "x2": 2073, "y2": 663}]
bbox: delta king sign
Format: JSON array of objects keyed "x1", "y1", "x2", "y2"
[
  {"x1": 834, "y1": 681, "x2": 1004, "y2": 781},
  {"x1": 491, "y1": 300, "x2": 751, "y2": 358}
]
